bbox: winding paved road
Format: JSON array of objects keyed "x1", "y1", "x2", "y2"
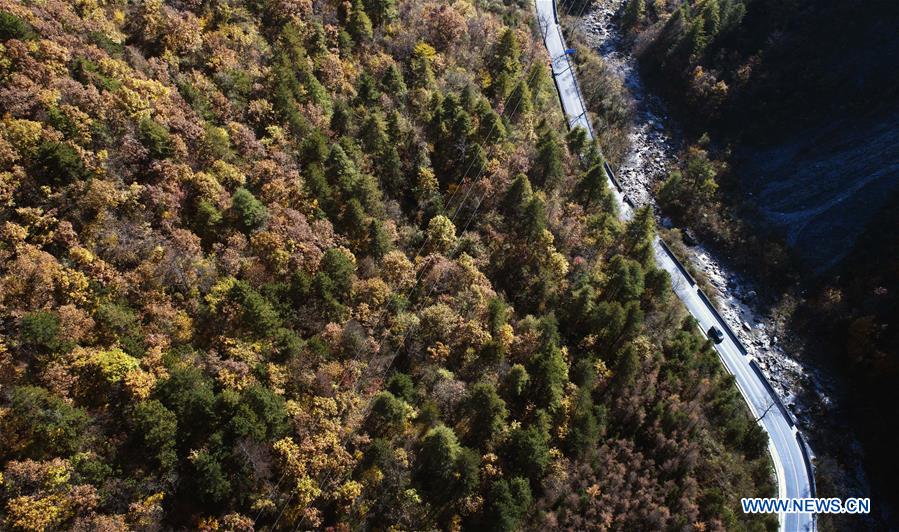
[{"x1": 535, "y1": 2, "x2": 815, "y2": 530}]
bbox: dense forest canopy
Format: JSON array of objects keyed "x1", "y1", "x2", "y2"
[{"x1": 0, "y1": 0, "x2": 774, "y2": 529}]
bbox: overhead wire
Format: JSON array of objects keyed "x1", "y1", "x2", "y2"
[{"x1": 267, "y1": 1, "x2": 598, "y2": 529}]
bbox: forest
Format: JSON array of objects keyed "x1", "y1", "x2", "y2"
[{"x1": 0, "y1": 0, "x2": 774, "y2": 529}]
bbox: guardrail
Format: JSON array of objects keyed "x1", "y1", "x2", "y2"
[
  {"x1": 546, "y1": 3, "x2": 746, "y2": 360},
  {"x1": 538, "y1": 2, "x2": 815, "y2": 525},
  {"x1": 603, "y1": 161, "x2": 624, "y2": 192},
  {"x1": 657, "y1": 238, "x2": 697, "y2": 287},
  {"x1": 796, "y1": 432, "x2": 817, "y2": 498},
  {"x1": 750, "y1": 359, "x2": 796, "y2": 428}
]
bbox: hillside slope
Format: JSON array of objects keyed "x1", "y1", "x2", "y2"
[
  {"x1": 0, "y1": 0, "x2": 773, "y2": 530},
  {"x1": 630, "y1": 0, "x2": 899, "y2": 268}
]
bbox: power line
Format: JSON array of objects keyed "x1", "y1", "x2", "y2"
[
  {"x1": 268, "y1": 32, "x2": 545, "y2": 532},
  {"x1": 269, "y1": 2, "x2": 597, "y2": 529}
]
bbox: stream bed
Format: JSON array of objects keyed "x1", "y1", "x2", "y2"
[
  {"x1": 568, "y1": 0, "x2": 880, "y2": 521},
  {"x1": 576, "y1": 0, "x2": 821, "y2": 424}
]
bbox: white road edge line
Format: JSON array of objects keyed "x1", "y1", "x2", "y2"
[{"x1": 533, "y1": 2, "x2": 815, "y2": 530}]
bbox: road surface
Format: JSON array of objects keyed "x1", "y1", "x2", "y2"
[{"x1": 534, "y1": 2, "x2": 815, "y2": 530}]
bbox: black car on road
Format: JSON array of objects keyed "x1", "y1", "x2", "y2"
[{"x1": 708, "y1": 326, "x2": 725, "y2": 344}]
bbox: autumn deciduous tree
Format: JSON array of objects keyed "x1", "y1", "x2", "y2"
[
  {"x1": 426, "y1": 215, "x2": 458, "y2": 254},
  {"x1": 422, "y1": 4, "x2": 466, "y2": 52}
]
